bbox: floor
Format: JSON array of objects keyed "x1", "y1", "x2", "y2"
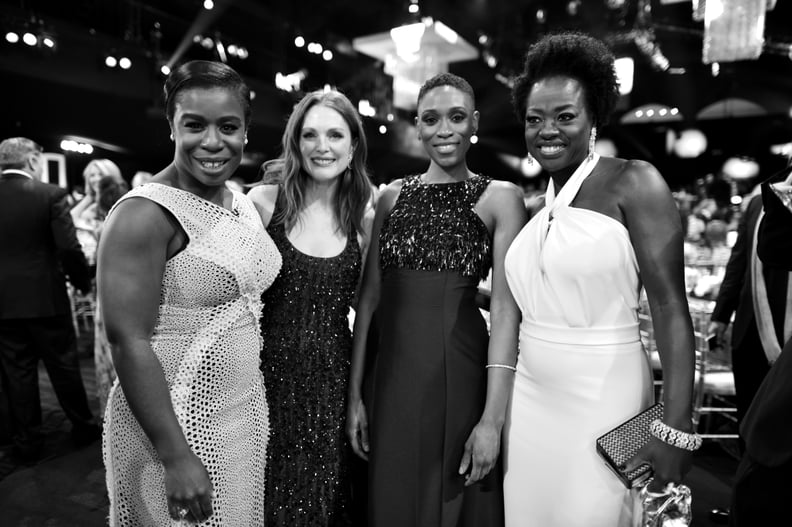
[{"x1": 0, "y1": 331, "x2": 740, "y2": 527}]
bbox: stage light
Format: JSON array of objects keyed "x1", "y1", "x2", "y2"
[
  {"x1": 408, "y1": 4, "x2": 419, "y2": 13},
  {"x1": 119, "y1": 57, "x2": 131, "y2": 69},
  {"x1": 203, "y1": 0, "x2": 214, "y2": 10},
  {"x1": 294, "y1": 36, "x2": 305, "y2": 48},
  {"x1": 378, "y1": 125, "x2": 387, "y2": 134},
  {"x1": 160, "y1": 64, "x2": 171, "y2": 75},
  {"x1": 5, "y1": 31, "x2": 19, "y2": 43},
  {"x1": 105, "y1": 55, "x2": 117, "y2": 67},
  {"x1": 42, "y1": 36, "x2": 55, "y2": 48},
  {"x1": 322, "y1": 49, "x2": 333, "y2": 61},
  {"x1": 22, "y1": 32, "x2": 37, "y2": 46},
  {"x1": 236, "y1": 47, "x2": 248, "y2": 59},
  {"x1": 200, "y1": 37, "x2": 214, "y2": 49}
]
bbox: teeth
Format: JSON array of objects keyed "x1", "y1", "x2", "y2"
[
  {"x1": 200, "y1": 160, "x2": 224, "y2": 169},
  {"x1": 313, "y1": 159, "x2": 335, "y2": 166},
  {"x1": 436, "y1": 145, "x2": 455, "y2": 153},
  {"x1": 540, "y1": 145, "x2": 563, "y2": 155}
]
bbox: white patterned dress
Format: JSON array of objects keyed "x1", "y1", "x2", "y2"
[{"x1": 102, "y1": 183, "x2": 282, "y2": 526}]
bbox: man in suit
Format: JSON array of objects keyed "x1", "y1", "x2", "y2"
[
  {"x1": 709, "y1": 176, "x2": 790, "y2": 428},
  {"x1": 0, "y1": 137, "x2": 99, "y2": 461},
  {"x1": 730, "y1": 165, "x2": 792, "y2": 525}
]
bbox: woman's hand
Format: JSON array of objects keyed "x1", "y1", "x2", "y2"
[
  {"x1": 458, "y1": 419, "x2": 501, "y2": 487},
  {"x1": 164, "y1": 450, "x2": 215, "y2": 524},
  {"x1": 346, "y1": 397, "x2": 369, "y2": 461},
  {"x1": 623, "y1": 436, "x2": 693, "y2": 492}
]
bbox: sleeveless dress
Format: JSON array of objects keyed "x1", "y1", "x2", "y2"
[
  {"x1": 370, "y1": 174, "x2": 504, "y2": 527},
  {"x1": 102, "y1": 183, "x2": 282, "y2": 526},
  {"x1": 502, "y1": 154, "x2": 652, "y2": 527},
  {"x1": 259, "y1": 201, "x2": 361, "y2": 526}
]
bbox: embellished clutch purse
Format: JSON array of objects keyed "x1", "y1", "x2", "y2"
[{"x1": 596, "y1": 403, "x2": 664, "y2": 489}]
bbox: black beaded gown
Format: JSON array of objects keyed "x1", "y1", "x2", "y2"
[
  {"x1": 369, "y1": 174, "x2": 504, "y2": 527},
  {"x1": 259, "y1": 202, "x2": 361, "y2": 527}
]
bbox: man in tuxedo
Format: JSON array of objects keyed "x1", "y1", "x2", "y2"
[
  {"x1": 709, "y1": 178, "x2": 789, "y2": 428},
  {"x1": 730, "y1": 164, "x2": 792, "y2": 525},
  {"x1": 0, "y1": 137, "x2": 99, "y2": 461}
]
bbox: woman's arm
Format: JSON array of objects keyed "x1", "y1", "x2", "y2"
[
  {"x1": 460, "y1": 181, "x2": 528, "y2": 485},
  {"x1": 346, "y1": 181, "x2": 400, "y2": 460},
  {"x1": 621, "y1": 159, "x2": 696, "y2": 489},
  {"x1": 98, "y1": 198, "x2": 214, "y2": 523},
  {"x1": 247, "y1": 184, "x2": 279, "y2": 229}
]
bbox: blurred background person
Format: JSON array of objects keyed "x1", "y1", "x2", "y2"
[
  {"x1": 0, "y1": 137, "x2": 99, "y2": 462},
  {"x1": 70, "y1": 158, "x2": 125, "y2": 267},
  {"x1": 98, "y1": 60, "x2": 281, "y2": 525},
  {"x1": 130, "y1": 170, "x2": 153, "y2": 189},
  {"x1": 503, "y1": 32, "x2": 697, "y2": 526},
  {"x1": 347, "y1": 73, "x2": 526, "y2": 527},
  {"x1": 248, "y1": 88, "x2": 374, "y2": 526}
]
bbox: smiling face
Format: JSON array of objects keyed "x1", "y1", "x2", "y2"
[
  {"x1": 85, "y1": 166, "x2": 104, "y2": 193},
  {"x1": 523, "y1": 75, "x2": 593, "y2": 177},
  {"x1": 170, "y1": 87, "x2": 246, "y2": 188},
  {"x1": 416, "y1": 85, "x2": 479, "y2": 170},
  {"x1": 299, "y1": 104, "x2": 354, "y2": 184}
]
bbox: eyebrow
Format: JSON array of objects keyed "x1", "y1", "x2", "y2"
[{"x1": 179, "y1": 113, "x2": 242, "y2": 121}]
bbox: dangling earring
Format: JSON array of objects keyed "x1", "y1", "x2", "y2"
[
  {"x1": 244, "y1": 136, "x2": 249, "y2": 145},
  {"x1": 525, "y1": 153, "x2": 534, "y2": 165},
  {"x1": 588, "y1": 126, "x2": 597, "y2": 160},
  {"x1": 169, "y1": 133, "x2": 174, "y2": 141}
]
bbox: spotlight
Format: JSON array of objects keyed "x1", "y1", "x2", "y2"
[
  {"x1": 408, "y1": 4, "x2": 419, "y2": 13},
  {"x1": 5, "y1": 31, "x2": 19, "y2": 43},
  {"x1": 322, "y1": 49, "x2": 333, "y2": 61},
  {"x1": 227, "y1": 44, "x2": 238, "y2": 55},
  {"x1": 105, "y1": 55, "x2": 118, "y2": 67},
  {"x1": 203, "y1": 0, "x2": 214, "y2": 9},
  {"x1": 119, "y1": 57, "x2": 131, "y2": 69},
  {"x1": 42, "y1": 36, "x2": 55, "y2": 48},
  {"x1": 294, "y1": 36, "x2": 305, "y2": 48},
  {"x1": 200, "y1": 37, "x2": 214, "y2": 49},
  {"x1": 378, "y1": 125, "x2": 387, "y2": 135},
  {"x1": 160, "y1": 64, "x2": 171, "y2": 75},
  {"x1": 22, "y1": 32, "x2": 37, "y2": 46},
  {"x1": 236, "y1": 47, "x2": 248, "y2": 59}
]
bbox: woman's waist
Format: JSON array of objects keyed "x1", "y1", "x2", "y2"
[
  {"x1": 381, "y1": 269, "x2": 480, "y2": 305},
  {"x1": 520, "y1": 319, "x2": 640, "y2": 347}
]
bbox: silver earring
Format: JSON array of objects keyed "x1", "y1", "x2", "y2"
[
  {"x1": 169, "y1": 133, "x2": 174, "y2": 141},
  {"x1": 244, "y1": 137, "x2": 249, "y2": 145},
  {"x1": 525, "y1": 153, "x2": 534, "y2": 165},
  {"x1": 588, "y1": 126, "x2": 597, "y2": 160}
]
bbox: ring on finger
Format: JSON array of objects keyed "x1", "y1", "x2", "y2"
[{"x1": 177, "y1": 506, "x2": 189, "y2": 519}]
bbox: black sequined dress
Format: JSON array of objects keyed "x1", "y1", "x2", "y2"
[
  {"x1": 369, "y1": 174, "x2": 504, "y2": 527},
  {"x1": 259, "y1": 203, "x2": 361, "y2": 527}
]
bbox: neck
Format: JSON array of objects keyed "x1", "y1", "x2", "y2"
[
  {"x1": 304, "y1": 177, "x2": 339, "y2": 206},
  {"x1": 423, "y1": 162, "x2": 472, "y2": 183},
  {"x1": 549, "y1": 154, "x2": 590, "y2": 191},
  {"x1": 166, "y1": 163, "x2": 227, "y2": 205}
]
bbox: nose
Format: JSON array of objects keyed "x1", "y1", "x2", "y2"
[
  {"x1": 201, "y1": 126, "x2": 222, "y2": 149},
  {"x1": 316, "y1": 134, "x2": 330, "y2": 151},
  {"x1": 539, "y1": 119, "x2": 558, "y2": 137}
]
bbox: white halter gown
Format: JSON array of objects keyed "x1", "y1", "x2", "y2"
[{"x1": 503, "y1": 155, "x2": 652, "y2": 526}]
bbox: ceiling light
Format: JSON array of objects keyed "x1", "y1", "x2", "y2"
[
  {"x1": 42, "y1": 36, "x2": 55, "y2": 48},
  {"x1": 322, "y1": 49, "x2": 333, "y2": 61},
  {"x1": 119, "y1": 57, "x2": 131, "y2": 69},
  {"x1": 408, "y1": 4, "x2": 419, "y2": 13},
  {"x1": 160, "y1": 64, "x2": 171, "y2": 75},
  {"x1": 294, "y1": 36, "x2": 305, "y2": 47},
  {"x1": 105, "y1": 55, "x2": 117, "y2": 67},
  {"x1": 5, "y1": 31, "x2": 19, "y2": 43},
  {"x1": 378, "y1": 125, "x2": 387, "y2": 134},
  {"x1": 203, "y1": 0, "x2": 214, "y2": 10},
  {"x1": 22, "y1": 32, "x2": 37, "y2": 46}
]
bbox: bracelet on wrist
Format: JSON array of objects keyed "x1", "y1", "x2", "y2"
[
  {"x1": 485, "y1": 363, "x2": 517, "y2": 372},
  {"x1": 650, "y1": 419, "x2": 702, "y2": 451}
]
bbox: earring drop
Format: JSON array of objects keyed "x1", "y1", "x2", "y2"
[
  {"x1": 169, "y1": 133, "x2": 174, "y2": 141},
  {"x1": 244, "y1": 137, "x2": 249, "y2": 145},
  {"x1": 525, "y1": 153, "x2": 534, "y2": 165},
  {"x1": 588, "y1": 126, "x2": 597, "y2": 160}
]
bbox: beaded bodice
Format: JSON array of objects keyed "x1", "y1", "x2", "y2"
[
  {"x1": 261, "y1": 214, "x2": 361, "y2": 343},
  {"x1": 380, "y1": 174, "x2": 492, "y2": 280}
]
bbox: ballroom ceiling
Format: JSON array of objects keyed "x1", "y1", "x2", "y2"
[{"x1": 2, "y1": 0, "x2": 791, "y2": 188}]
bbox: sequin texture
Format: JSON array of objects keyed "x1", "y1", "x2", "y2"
[
  {"x1": 259, "y1": 207, "x2": 361, "y2": 527},
  {"x1": 380, "y1": 174, "x2": 492, "y2": 280}
]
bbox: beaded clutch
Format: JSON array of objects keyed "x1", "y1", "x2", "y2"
[{"x1": 596, "y1": 403, "x2": 664, "y2": 489}]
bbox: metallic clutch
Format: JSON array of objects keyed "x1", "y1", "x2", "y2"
[{"x1": 596, "y1": 403, "x2": 664, "y2": 489}]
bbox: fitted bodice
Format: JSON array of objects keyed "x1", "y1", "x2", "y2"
[
  {"x1": 380, "y1": 174, "x2": 492, "y2": 280},
  {"x1": 505, "y1": 156, "x2": 642, "y2": 331}
]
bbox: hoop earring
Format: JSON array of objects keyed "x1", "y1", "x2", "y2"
[{"x1": 588, "y1": 126, "x2": 597, "y2": 160}]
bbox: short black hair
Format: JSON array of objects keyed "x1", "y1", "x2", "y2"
[
  {"x1": 417, "y1": 72, "x2": 475, "y2": 108},
  {"x1": 511, "y1": 31, "x2": 619, "y2": 128},
  {"x1": 164, "y1": 60, "x2": 252, "y2": 128}
]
